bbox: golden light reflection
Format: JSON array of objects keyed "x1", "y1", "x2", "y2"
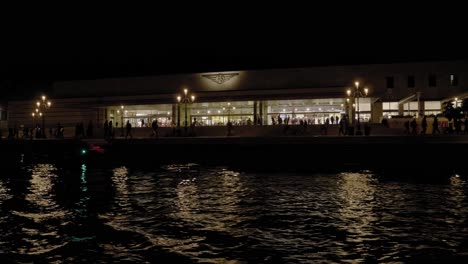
[
  {"x1": 337, "y1": 172, "x2": 378, "y2": 239},
  {"x1": 11, "y1": 164, "x2": 69, "y2": 255},
  {"x1": 175, "y1": 176, "x2": 200, "y2": 223},
  {"x1": 175, "y1": 168, "x2": 247, "y2": 236},
  {"x1": 0, "y1": 178, "x2": 12, "y2": 206},
  {"x1": 445, "y1": 174, "x2": 466, "y2": 224},
  {"x1": 99, "y1": 164, "x2": 201, "y2": 257},
  {"x1": 112, "y1": 166, "x2": 129, "y2": 193},
  {"x1": 25, "y1": 164, "x2": 61, "y2": 212}
]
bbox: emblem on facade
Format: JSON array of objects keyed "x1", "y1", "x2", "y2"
[{"x1": 201, "y1": 73, "x2": 239, "y2": 85}]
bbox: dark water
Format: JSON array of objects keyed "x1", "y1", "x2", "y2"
[{"x1": 1, "y1": 163, "x2": 468, "y2": 263}]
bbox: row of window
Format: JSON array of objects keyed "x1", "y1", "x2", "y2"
[{"x1": 386, "y1": 74, "x2": 459, "y2": 88}]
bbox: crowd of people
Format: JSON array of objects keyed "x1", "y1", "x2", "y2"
[
  {"x1": 3, "y1": 114, "x2": 468, "y2": 140},
  {"x1": 402, "y1": 115, "x2": 468, "y2": 135}
]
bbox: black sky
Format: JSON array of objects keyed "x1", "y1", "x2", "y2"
[{"x1": 1, "y1": 11, "x2": 466, "y2": 99}]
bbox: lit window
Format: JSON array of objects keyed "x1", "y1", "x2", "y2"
[{"x1": 450, "y1": 74, "x2": 458, "y2": 86}]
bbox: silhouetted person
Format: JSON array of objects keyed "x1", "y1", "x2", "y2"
[
  {"x1": 190, "y1": 117, "x2": 196, "y2": 136},
  {"x1": 227, "y1": 121, "x2": 233, "y2": 136},
  {"x1": 404, "y1": 120, "x2": 410, "y2": 134},
  {"x1": 447, "y1": 118, "x2": 454, "y2": 135},
  {"x1": 465, "y1": 118, "x2": 468, "y2": 134},
  {"x1": 152, "y1": 119, "x2": 159, "y2": 138},
  {"x1": 410, "y1": 118, "x2": 417, "y2": 135},
  {"x1": 109, "y1": 120, "x2": 113, "y2": 139},
  {"x1": 455, "y1": 118, "x2": 461, "y2": 135},
  {"x1": 421, "y1": 116, "x2": 427, "y2": 135},
  {"x1": 60, "y1": 124, "x2": 64, "y2": 138},
  {"x1": 13, "y1": 125, "x2": 18, "y2": 139},
  {"x1": 125, "y1": 120, "x2": 132, "y2": 139},
  {"x1": 23, "y1": 127, "x2": 29, "y2": 139},
  {"x1": 339, "y1": 118, "x2": 346, "y2": 136},
  {"x1": 382, "y1": 118, "x2": 389, "y2": 128},
  {"x1": 35, "y1": 125, "x2": 41, "y2": 139},
  {"x1": 103, "y1": 120, "x2": 109, "y2": 139},
  {"x1": 87, "y1": 120, "x2": 94, "y2": 138},
  {"x1": 80, "y1": 122, "x2": 85, "y2": 138},
  {"x1": 8, "y1": 128, "x2": 14, "y2": 140},
  {"x1": 432, "y1": 116, "x2": 440, "y2": 134}
]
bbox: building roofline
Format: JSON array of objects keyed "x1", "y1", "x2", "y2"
[{"x1": 52, "y1": 59, "x2": 468, "y2": 85}]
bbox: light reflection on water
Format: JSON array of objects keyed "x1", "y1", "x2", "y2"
[
  {"x1": 0, "y1": 164, "x2": 467, "y2": 262},
  {"x1": 5, "y1": 164, "x2": 70, "y2": 257}
]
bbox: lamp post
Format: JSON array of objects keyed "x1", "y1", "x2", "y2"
[
  {"x1": 227, "y1": 102, "x2": 232, "y2": 122},
  {"x1": 117, "y1": 105, "x2": 125, "y2": 136},
  {"x1": 346, "y1": 82, "x2": 368, "y2": 135},
  {"x1": 34, "y1": 95, "x2": 51, "y2": 138},
  {"x1": 31, "y1": 112, "x2": 41, "y2": 138},
  {"x1": 177, "y1": 88, "x2": 195, "y2": 132}
]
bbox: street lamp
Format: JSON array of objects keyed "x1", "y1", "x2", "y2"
[
  {"x1": 34, "y1": 95, "x2": 51, "y2": 138},
  {"x1": 31, "y1": 112, "x2": 42, "y2": 138},
  {"x1": 117, "y1": 105, "x2": 125, "y2": 136},
  {"x1": 346, "y1": 81, "x2": 369, "y2": 135},
  {"x1": 176, "y1": 88, "x2": 195, "y2": 132}
]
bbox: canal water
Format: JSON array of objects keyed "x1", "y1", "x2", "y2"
[{"x1": 1, "y1": 163, "x2": 467, "y2": 263}]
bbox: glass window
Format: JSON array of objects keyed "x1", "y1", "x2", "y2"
[
  {"x1": 108, "y1": 104, "x2": 173, "y2": 128},
  {"x1": 450, "y1": 74, "x2": 458, "y2": 86},
  {"x1": 266, "y1": 99, "x2": 346, "y2": 125},
  {"x1": 191, "y1": 101, "x2": 254, "y2": 126},
  {"x1": 383, "y1": 102, "x2": 399, "y2": 110},
  {"x1": 356, "y1": 98, "x2": 371, "y2": 111},
  {"x1": 424, "y1": 101, "x2": 441, "y2": 110}
]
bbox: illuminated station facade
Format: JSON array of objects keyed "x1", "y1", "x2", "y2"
[{"x1": 5, "y1": 60, "x2": 468, "y2": 131}]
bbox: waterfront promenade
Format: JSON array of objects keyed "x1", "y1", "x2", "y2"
[{"x1": 1, "y1": 133, "x2": 467, "y2": 172}]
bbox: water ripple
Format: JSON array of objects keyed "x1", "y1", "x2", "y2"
[{"x1": 0, "y1": 164, "x2": 468, "y2": 262}]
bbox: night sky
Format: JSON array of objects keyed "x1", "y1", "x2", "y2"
[{"x1": 1, "y1": 15, "x2": 466, "y2": 100}]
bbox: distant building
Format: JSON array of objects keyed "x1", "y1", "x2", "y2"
[{"x1": 5, "y1": 60, "x2": 468, "y2": 129}]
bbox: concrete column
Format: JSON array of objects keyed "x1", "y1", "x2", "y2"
[
  {"x1": 253, "y1": 101, "x2": 258, "y2": 125},
  {"x1": 347, "y1": 98, "x2": 355, "y2": 125},
  {"x1": 398, "y1": 104, "x2": 404, "y2": 116},
  {"x1": 104, "y1": 108, "x2": 108, "y2": 123},
  {"x1": 371, "y1": 100, "x2": 383, "y2": 123},
  {"x1": 262, "y1": 100, "x2": 268, "y2": 125},
  {"x1": 172, "y1": 104, "x2": 177, "y2": 126},
  {"x1": 97, "y1": 108, "x2": 102, "y2": 128},
  {"x1": 259, "y1": 101, "x2": 264, "y2": 125},
  {"x1": 418, "y1": 99, "x2": 425, "y2": 117}
]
